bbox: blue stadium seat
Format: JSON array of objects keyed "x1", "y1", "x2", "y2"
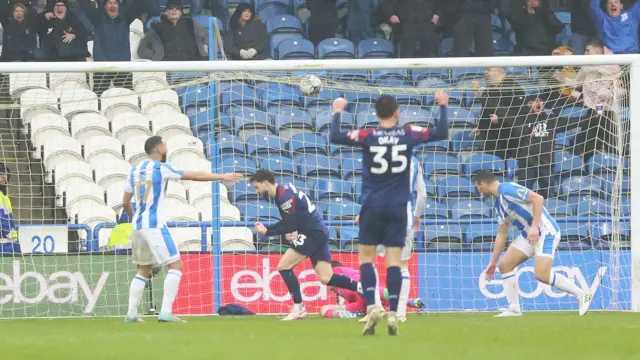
[
  {"x1": 557, "y1": 25, "x2": 572, "y2": 46},
  {"x1": 271, "y1": 33, "x2": 304, "y2": 50},
  {"x1": 193, "y1": 15, "x2": 219, "y2": 30},
  {"x1": 450, "y1": 199, "x2": 490, "y2": 219},
  {"x1": 222, "y1": 155, "x2": 257, "y2": 175},
  {"x1": 587, "y1": 153, "x2": 624, "y2": 174},
  {"x1": 266, "y1": 14, "x2": 303, "y2": 34},
  {"x1": 555, "y1": 11, "x2": 571, "y2": 25},
  {"x1": 417, "y1": 77, "x2": 449, "y2": 104},
  {"x1": 277, "y1": 176, "x2": 310, "y2": 194},
  {"x1": 180, "y1": 84, "x2": 210, "y2": 108},
  {"x1": 419, "y1": 199, "x2": 449, "y2": 219},
  {"x1": 318, "y1": 38, "x2": 356, "y2": 59},
  {"x1": 556, "y1": 223, "x2": 591, "y2": 250},
  {"x1": 438, "y1": 106, "x2": 479, "y2": 128},
  {"x1": 231, "y1": 106, "x2": 274, "y2": 133},
  {"x1": 357, "y1": 38, "x2": 395, "y2": 58},
  {"x1": 220, "y1": 84, "x2": 259, "y2": 109},
  {"x1": 439, "y1": 37, "x2": 469, "y2": 57},
  {"x1": 424, "y1": 180, "x2": 437, "y2": 198},
  {"x1": 277, "y1": 38, "x2": 315, "y2": 59},
  {"x1": 504, "y1": 158, "x2": 518, "y2": 180},
  {"x1": 576, "y1": 198, "x2": 611, "y2": 217},
  {"x1": 465, "y1": 223, "x2": 498, "y2": 248},
  {"x1": 555, "y1": 127, "x2": 581, "y2": 149},
  {"x1": 452, "y1": 68, "x2": 485, "y2": 80},
  {"x1": 315, "y1": 111, "x2": 354, "y2": 133},
  {"x1": 314, "y1": 179, "x2": 353, "y2": 201},
  {"x1": 411, "y1": 69, "x2": 449, "y2": 84},
  {"x1": 232, "y1": 180, "x2": 258, "y2": 202},
  {"x1": 463, "y1": 153, "x2": 505, "y2": 176},
  {"x1": 343, "y1": 91, "x2": 377, "y2": 108},
  {"x1": 559, "y1": 176, "x2": 602, "y2": 197},
  {"x1": 398, "y1": 106, "x2": 433, "y2": 127},
  {"x1": 436, "y1": 176, "x2": 477, "y2": 198},
  {"x1": 236, "y1": 200, "x2": 281, "y2": 221},
  {"x1": 371, "y1": 70, "x2": 409, "y2": 87},
  {"x1": 591, "y1": 222, "x2": 630, "y2": 243},
  {"x1": 246, "y1": 134, "x2": 288, "y2": 157},
  {"x1": 326, "y1": 200, "x2": 361, "y2": 220},
  {"x1": 601, "y1": 173, "x2": 630, "y2": 195},
  {"x1": 303, "y1": 88, "x2": 341, "y2": 110},
  {"x1": 260, "y1": 84, "x2": 302, "y2": 109},
  {"x1": 289, "y1": 133, "x2": 328, "y2": 155},
  {"x1": 490, "y1": 14, "x2": 503, "y2": 31},
  {"x1": 330, "y1": 70, "x2": 369, "y2": 84},
  {"x1": 298, "y1": 154, "x2": 340, "y2": 177},
  {"x1": 423, "y1": 154, "x2": 461, "y2": 179},
  {"x1": 414, "y1": 141, "x2": 449, "y2": 155},
  {"x1": 341, "y1": 158, "x2": 363, "y2": 179},
  {"x1": 491, "y1": 32, "x2": 514, "y2": 55},
  {"x1": 256, "y1": 0, "x2": 293, "y2": 21},
  {"x1": 356, "y1": 112, "x2": 379, "y2": 129},
  {"x1": 423, "y1": 224, "x2": 464, "y2": 249},
  {"x1": 274, "y1": 111, "x2": 314, "y2": 134},
  {"x1": 347, "y1": 102, "x2": 376, "y2": 115},
  {"x1": 393, "y1": 93, "x2": 422, "y2": 106},
  {"x1": 259, "y1": 156, "x2": 297, "y2": 176},
  {"x1": 339, "y1": 226, "x2": 359, "y2": 248},
  {"x1": 553, "y1": 151, "x2": 584, "y2": 176},
  {"x1": 451, "y1": 130, "x2": 485, "y2": 152},
  {"x1": 545, "y1": 199, "x2": 574, "y2": 217},
  {"x1": 558, "y1": 105, "x2": 590, "y2": 121},
  {"x1": 218, "y1": 133, "x2": 245, "y2": 155}
]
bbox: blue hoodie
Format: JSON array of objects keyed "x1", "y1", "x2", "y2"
[{"x1": 591, "y1": 0, "x2": 640, "y2": 54}]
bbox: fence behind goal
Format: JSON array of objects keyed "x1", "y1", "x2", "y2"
[{"x1": 0, "y1": 54, "x2": 636, "y2": 318}]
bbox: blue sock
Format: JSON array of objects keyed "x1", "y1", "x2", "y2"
[
  {"x1": 387, "y1": 266, "x2": 401, "y2": 312},
  {"x1": 279, "y1": 269, "x2": 302, "y2": 304},
  {"x1": 327, "y1": 274, "x2": 359, "y2": 291},
  {"x1": 359, "y1": 263, "x2": 377, "y2": 306}
]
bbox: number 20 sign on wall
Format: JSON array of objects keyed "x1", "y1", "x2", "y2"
[{"x1": 18, "y1": 225, "x2": 69, "y2": 254}]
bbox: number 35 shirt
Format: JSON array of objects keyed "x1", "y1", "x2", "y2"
[{"x1": 265, "y1": 183, "x2": 328, "y2": 237}]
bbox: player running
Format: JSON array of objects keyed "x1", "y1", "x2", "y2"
[
  {"x1": 251, "y1": 169, "x2": 362, "y2": 321},
  {"x1": 329, "y1": 92, "x2": 450, "y2": 336},
  {"x1": 321, "y1": 261, "x2": 425, "y2": 319},
  {"x1": 122, "y1": 136, "x2": 243, "y2": 323},
  {"x1": 474, "y1": 170, "x2": 593, "y2": 317}
]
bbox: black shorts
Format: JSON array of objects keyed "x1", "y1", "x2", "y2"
[
  {"x1": 359, "y1": 203, "x2": 410, "y2": 248},
  {"x1": 290, "y1": 230, "x2": 331, "y2": 266}
]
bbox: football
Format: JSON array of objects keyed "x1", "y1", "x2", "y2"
[{"x1": 300, "y1": 74, "x2": 322, "y2": 96}]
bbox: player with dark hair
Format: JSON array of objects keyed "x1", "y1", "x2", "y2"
[
  {"x1": 474, "y1": 170, "x2": 592, "y2": 317},
  {"x1": 329, "y1": 92, "x2": 450, "y2": 335},
  {"x1": 251, "y1": 169, "x2": 362, "y2": 321},
  {"x1": 122, "y1": 136, "x2": 243, "y2": 323}
]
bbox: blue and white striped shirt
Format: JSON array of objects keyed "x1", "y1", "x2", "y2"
[
  {"x1": 409, "y1": 156, "x2": 426, "y2": 226},
  {"x1": 494, "y1": 183, "x2": 560, "y2": 237},
  {"x1": 124, "y1": 160, "x2": 184, "y2": 230}
]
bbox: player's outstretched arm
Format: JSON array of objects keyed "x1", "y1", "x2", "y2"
[
  {"x1": 484, "y1": 223, "x2": 509, "y2": 280},
  {"x1": 181, "y1": 171, "x2": 244, "y2": 183},
  {"x1": 429, "y1": 91, "x2": 450, "y2": 141},
  {"x1": 329, "y1": 97, "x2": 360, "y2": 146}
]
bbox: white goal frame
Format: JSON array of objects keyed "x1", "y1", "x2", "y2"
[{"x1": 3, "y1": 55, "x2": 639, "y2": 312}]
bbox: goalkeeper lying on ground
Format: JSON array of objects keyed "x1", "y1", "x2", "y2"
[{"x1": 320, "y1": 261, "x2": 425, "y2": 319}]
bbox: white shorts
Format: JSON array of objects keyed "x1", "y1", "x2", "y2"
[
  {"x1": 376, "y1": 228, "x2": 414, "y2": 261},
  {"x1": 511, "y1": 232, "x2": 561, "y2": 259},
  {"x1": 130, "y1": 227, "x2": 180, "y2": 266}
]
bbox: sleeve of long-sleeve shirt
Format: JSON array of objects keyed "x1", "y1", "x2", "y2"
[
  {"x1": 413, "y1": 165, "x2": 427, "y2": 217},
  {"x1": 329, "y1": 113, "x2": 370, "y2": 146},
  {"x1": 590, "y1": 0, "x2": 606, "y2": 32},
  {"x1": 265, "y1": 193, "x2": 301, "y2": 236}
]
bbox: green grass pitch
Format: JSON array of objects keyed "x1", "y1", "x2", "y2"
[{"x1": 3, "y1": 313, "x2": 640, "y2": 360}]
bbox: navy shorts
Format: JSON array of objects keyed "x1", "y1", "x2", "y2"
[
  {"x1": 290, "y1": 230, "x2": 331, "y2": 266},
  {"x1": 359, "y1": 203, "x2": 410, "y2": 247}
]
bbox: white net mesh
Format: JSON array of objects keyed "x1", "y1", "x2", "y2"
[{"x1": 0, "y1": 61, "x2": 631, "y2": 318}]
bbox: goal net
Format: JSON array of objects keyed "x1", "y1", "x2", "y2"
[{"x1": 0, "y1": 58, "x2": 632, "y2": 318}]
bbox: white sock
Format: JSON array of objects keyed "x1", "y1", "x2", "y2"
[
  {"x1": 550, "y1": 272, "x2": 585, "y2": 297},
  {"x1": 373, "y1": 267, "x2": 382, "y2": 307},
  {"x1": 502, "y1": 270, "x2": 521, "y2": 312},
  {"x1": 127, "y1": 274, "x2": 148, "y2": 318},
  {"x1": 160, "y1": 269, "x2": 182, "y2": 315},
  {"x1": 397, "y1": 269, "x2": 410, "y2": 317}
]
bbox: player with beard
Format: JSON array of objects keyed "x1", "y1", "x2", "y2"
[
  {"x1": 251, "y1": 169, "x2": 363, "y2": 321},
  {"x1": 122, "y1": 136, "x2": 243, "y2": 323}
]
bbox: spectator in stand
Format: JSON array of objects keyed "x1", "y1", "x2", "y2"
[
  {"x1": 470, "y1": 67, "x2": 527, "y2": 159},
  {"x1": 545, "y1": 45, "x2": 577, "y2": 109},
  {"x1": 224, "y1": 4, "x2": 269, "y2": 60},
  {"x1": 307, "y1": 0, "x2": 339, "y2": 45},
  {"x1": 0, "y1": 164, "x2": 19, "y2": 254},
  {"x1": 380, "y1": 0, "x2": 440, "y2": 58},
  {"x1": 80, "y1": 0, "x2": 159, "y2": 96},
  {"x1": 571, "y1": 0, "x2": 597, "y2": 55},
  {"x1": 210, "y1": 0, "x2": 229, "y2": 26},
  {"x1": 449, "y1": 0, "x2": 493, "y2": 57},
  {"x1": 568, "y1": 40, "x2": 625, "y2": 159},
  {"x1": 590, "y1": 0, "x2": 640, "y2": 54},
  {"x1": 137, "y1": 0, "x2": 209, "y2": 61},
  {"x1": 513, "y1": 96, "x2": 570, "y2": 199},
  {"x1": 509, "y1": 0, "x2": 564, "y2": 56},
  {"x1": 347, "y1": 0, "x2": 376, "y2": 43},
  {"x1": 67, "y1": 0, "x2": 95, "y2": 33},
  {"x1": 37, "y1": 0, "x2": 90, "y2": 61},
  {"x1": 0, "y1": 1, "x2": 42, "y2": 62}
]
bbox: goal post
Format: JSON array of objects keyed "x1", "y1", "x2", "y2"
[{"x1": 0, "y1": 54, "x2": 637, "y2": 318}]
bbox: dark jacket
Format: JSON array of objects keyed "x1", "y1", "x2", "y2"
[
  {"x1": 36, "y1": 11, "x2": 90, "y2": 60},
  {"x1": 514, "y1": 109, "x2": 570, "y2": 166},
  {"x1": 138, "y1": 15, "x2": 209, "y2": 61},
  {"x1": 478, "y1": 77, "x2": 527, "y2": 138},
  {"x1": 449, "y1": 0, "x2": 492, "y2": 15},
  {"x1": 509, "y1": 1, "x2": 564, "y2": 55},
  {"x1": 571, "y1": 0, "x2": 597, "y2": 36},
  {"x1": 0, "y1": 2, "x2": 38, "y2": 62},
  {"x1": 79, "y1": 0, "x2": 152, "y2": 61},
  {"x1": 380, "y1": 0, "x2": 441, "y2": 36},
  {"x1": 224, "y1": 4, "x2": 270, "y2": 60}
]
